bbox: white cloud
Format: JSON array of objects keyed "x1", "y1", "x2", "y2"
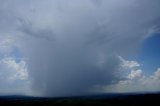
[
  {"x1": 154, "y1": 68, "x2": 160, "y2": 78},
  {"x1": 0, "y1": 35, "x2": 28, "y2": 81},
  {"x1": 92, "y1": 57, "x2": 160, "y2": 93},
  {"x1": 1, "y1": 57, "x2": 28, "y2": 81},
  {"x1": 128, "y1": 69, "x2": 142, "y2": 80},
  {"x1": 0, "y1": 33, "x2": 31, "y2": 95},
  {"x1": 0, "y1": 57, "x2": 30, "y2": 95},
  {"x1": 119, "y1": 56, "x2": 140, "y2": 69}
]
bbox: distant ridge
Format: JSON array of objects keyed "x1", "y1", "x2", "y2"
[{"x1": 0, "y1": 93, "x2": 160, "y2": 106}]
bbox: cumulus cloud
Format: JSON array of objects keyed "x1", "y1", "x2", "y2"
[
  {"x1": 0, "y1": 30, "x2": 30, "y2": 95},
  {"x1": 0, "y1": 0, "x2": 160, "y2": 97},
  {"x1": 0, "y1": 57, "x2": 30, "y2": 95},
  {"x1": 154, "y1": 68, "x2": 160, "y2": 78},
  {"x1": 128, "y1": 69, "x2": 142, "y2": 80},
  {"x1": 94, "y1": 57, "x2": 160, "y2": 93},
  {"x1": 1, "y1": 57, "x2": 28, "y2": 81},
  {"x1": 119, "y1": 56, "x2": 140, "y2": 69}
]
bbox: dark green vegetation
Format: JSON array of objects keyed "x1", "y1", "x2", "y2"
[{"x1": 0, "y1": 93, "x2": 160, "y2": 106}]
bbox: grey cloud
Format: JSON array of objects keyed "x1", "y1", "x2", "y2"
[
  {"x1": 17, "y1": 18, "x2": 54, "y2": 40},
  {"x1": 0, "y1": 0, "x2": 160, "y2": 97},
  {"x1": 90, "y1": 0, "x2": 104, "y2": 6}
]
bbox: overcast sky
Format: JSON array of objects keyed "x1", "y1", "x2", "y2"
[{"x1": 0, "y1": 0, "x2": 160, "y2": 97}]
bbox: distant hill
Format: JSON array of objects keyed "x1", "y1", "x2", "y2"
[{"x1": 0, "y1": 93, "x2": 160, "y2": 106}]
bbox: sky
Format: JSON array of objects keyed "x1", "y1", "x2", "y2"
[{"x1": 0, "y1": 0, "x2": 160, "y2": 97}]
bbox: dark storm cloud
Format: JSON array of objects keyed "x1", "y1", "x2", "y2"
[{"x1": 0, "y1": 0, "x2": 160, "y2": 97}]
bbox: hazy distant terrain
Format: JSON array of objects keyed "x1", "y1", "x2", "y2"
[{"x1": 0, "y1": 93, "x2": 159, "y2": 106}]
